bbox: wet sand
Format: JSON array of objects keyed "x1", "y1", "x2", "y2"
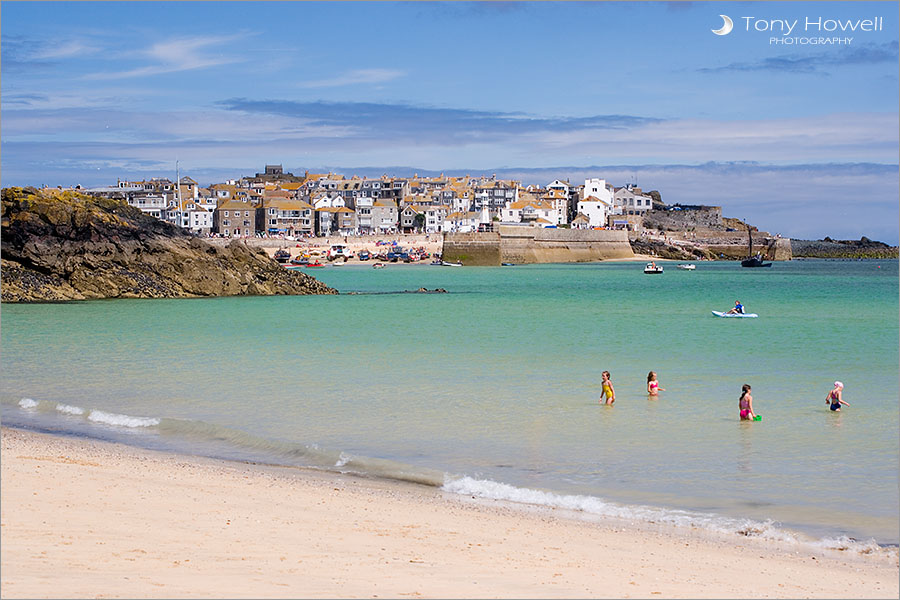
[{"x1": 2, "y1": 427, "x2": 897, "y2": 599}]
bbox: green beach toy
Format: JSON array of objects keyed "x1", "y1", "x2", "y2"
[{"x1": 753, "y1": 415, "x2": 762, "y2": 421}]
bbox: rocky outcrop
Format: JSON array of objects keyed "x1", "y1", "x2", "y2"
[
  {"x1": 790, "y1": 237, "x2": 899, "y2": 259},
  {"x1": 1, "y1": 187, "x2": 337, "y2": 302},
  {"x1": 628, "y1": 236, "x2": 715, "y2": 260}
]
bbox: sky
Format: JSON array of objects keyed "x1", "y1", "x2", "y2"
[{"x1": 1, "y1": 1, "x2": 898, "y2": 242}]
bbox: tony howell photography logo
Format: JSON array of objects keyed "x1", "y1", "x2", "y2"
[{"x1": 711, "y1": 14, "x2": 885, "y2": 45}]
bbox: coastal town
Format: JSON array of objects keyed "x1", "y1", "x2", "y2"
[{"x1": 70, "y1": 164, "x2": 661, "y2": 238}]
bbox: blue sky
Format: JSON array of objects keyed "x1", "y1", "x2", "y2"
[{"x1": 2, "y1": 1, "x2": 898, "y2": 242}]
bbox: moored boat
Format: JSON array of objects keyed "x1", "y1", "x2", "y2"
[
  {"x1": 644, "y1": 262, "x2": 664, "y2": 274},
  {"x1": 677, "y1": 263, "x2": 696, "y2": 270},
  {"x1": 741, "y1": 225, "x2": 772, "y2": 267}
]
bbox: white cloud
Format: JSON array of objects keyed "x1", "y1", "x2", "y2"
[
  {"x1": 300, "y1": 68, "x2": 405, "y2": 88},
  {"x1": 84, "y1": 34, "x2": 249, "y2": 80},
  {"x1": 31, "y1": 40, "x2": 98, "y2": 60}
]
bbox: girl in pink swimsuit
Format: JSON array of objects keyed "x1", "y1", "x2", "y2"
[
  {"x1": 647, "y1": 371, "x2": 665, "y2": 396},
  {"x1": 739, "y1": 384, "x2": 755, "y2": 420}
]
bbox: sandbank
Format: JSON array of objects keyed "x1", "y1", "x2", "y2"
[{"x1": 2, "y1": 427, "x2": 896, "y2": 599}]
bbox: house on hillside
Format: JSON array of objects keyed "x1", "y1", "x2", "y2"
[
  {"x1": 613, "y1": 185, "x2": 653, "y2": 216},
  {"x1": 214, "y1": 199, "x2": 256, "y2": 237},
  {"x1": 259, "y1": 197, "x2": 314, "y2": 237},
  {"x1": 576, "y1": 195, "x2": 612, "y2": 229}
]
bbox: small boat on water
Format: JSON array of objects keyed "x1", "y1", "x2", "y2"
[
  {"x1": 677, "y1": 263, "x2": 696, "y2": 270},
  {"x1": 741, "y1": 225, "x2": 772, "y2": 268},
  {"x1": 429, "y1": 259, "x2": 443, "y2": 266},
  {"x1": 305, "y1": 260, "x2": 325, "y2": 268},
  {"x1": 372, "y1": 262, "x2": 385, "y2": 269},
  {"x1": 712, "y1": 310, "x2": 758, "y2": 318},
  {"x1": 273, "y1": 249, "x2": 292, "y2": 263},
  {"x1": 442, "y1": 260, "x2": 463, "y2": 267},
  {"x1": 644, "y1": 262, "x2": 664, "y2": 274}
]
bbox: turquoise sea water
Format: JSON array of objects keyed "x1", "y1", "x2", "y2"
[{"x1": 2, "y1": 259, "x2": 898, "y2": 551}]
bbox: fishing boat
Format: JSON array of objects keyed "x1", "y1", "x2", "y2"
[
  {"x1": 273, "y1": 249, "x2": 291, "y2": 263},
  {"x1": 677, "y1": 263, "x2": 696, "y2": 270},
  {"x1": 643, "y1": 262, "x2": 664, "y2": 274},
  {"x1": 304, "y1": 260, "x2": 325, "y2": 268},
  {"x1": 441, "y1": 260, "x2": 463, "y2": 267},
  {"x1": 372, "y1": 262, "x2": 385, "y2": 269},
  {"x1": 741, "y1": 225, "x2": 772, "y2": 268}
]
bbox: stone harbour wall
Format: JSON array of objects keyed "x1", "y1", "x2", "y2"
[{"x1": 442, "y1": 227, "x2": 634, "y2": 265}]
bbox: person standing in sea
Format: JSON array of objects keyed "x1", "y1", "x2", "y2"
[
  {"x1": 600, "y1": 371, "x2": 616, "y2": 405},
  {"x1": 826, "y1": 381, "x2": 850, "y2": 411},
  {"x1": 647, "y1": 371, "x2": 665, "y2": 396},
  {"x1": 738, "y1": 384, "x2": 756, "y2": 420}
]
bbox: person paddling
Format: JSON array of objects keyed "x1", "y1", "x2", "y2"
[{"x1": 725, "y1": 300, "x2": 744, "y2": 315}]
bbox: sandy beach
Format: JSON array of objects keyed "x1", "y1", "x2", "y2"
[
  {"x1": 2, "y1": 427, "x2": 896, "y2": 599},
  {"x1": 230, "y1": 234, "x2": 660, "y2": 264}
]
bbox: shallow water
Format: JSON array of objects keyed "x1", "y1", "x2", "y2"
[{"x1": 2, "y1": 259, "x2": 897, "y2": 549}]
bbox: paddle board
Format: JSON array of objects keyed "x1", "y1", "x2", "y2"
[{"x1": 712, "y1": 311, "x2": 758, "y2": 318}]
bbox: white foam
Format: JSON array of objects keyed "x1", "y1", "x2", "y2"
[
  {"x1": 442, "y1": 476, "x2": 798, "y2": 544},
  {"x1": 56, "y1": 403, "x2": 85, "y2": 416},
  {"x1": 87, "y1": 410, "x2": 160, "y2": 428},
  {"x1": 814, "y1": 535, "x2": 897, "y2": 558},
  {"x1": 335, "y1": 452, "x2": 351, "y2": 468},
  {"x1": 18, "y1": 398, "x2": 39, "y2": 409}
]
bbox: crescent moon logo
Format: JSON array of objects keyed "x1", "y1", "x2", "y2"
[{"x1": 711, "y1": 14, "x2": 734, "y2": 35}]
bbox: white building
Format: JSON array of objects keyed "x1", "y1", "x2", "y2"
[
  {"x1": 576, "y1": 196, "x2": 612, "y2": 228},
  {"x1": 443, "y1": 211, "x2": 480, "y2": 233},
  {"x1": 583, "y1": 178, "x2": 615, "y2": 207},
  {"x1": 163, "y1": 198, "x2": 212, "y2": 234},
  {"x1": 502, "y1": 199, "x2": 562, "y2": 226}
]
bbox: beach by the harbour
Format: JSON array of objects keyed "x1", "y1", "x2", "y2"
[{"x1": 2, "y1": 427, "x2": 896, "y2": 599}]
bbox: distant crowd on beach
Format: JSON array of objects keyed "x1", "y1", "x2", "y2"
[{"x1": 598, "y1": 371, "x2": 850, "y2": 421}]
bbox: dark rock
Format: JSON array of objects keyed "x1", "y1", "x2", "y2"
[{"x1": 1, "y1": 187, "x2": 338, "y2": 302}]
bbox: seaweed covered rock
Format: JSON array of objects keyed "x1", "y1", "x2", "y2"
[{"x1": 1, "y1": 187, "x2": 337, "y2": 302}]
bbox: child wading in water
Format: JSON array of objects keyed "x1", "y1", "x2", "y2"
[
  {"x1": 647, "y1": 371, "x2": 665, "y2": 396},
  {"x1": 600, "y1": 371, "x2": 616, "y2": 405},
  {"x1": 738, "y1": 384, "x2": 756, "y2": 421},
  {"x1": 826, "y1": 381, "x2": 850, "y2": 411}
]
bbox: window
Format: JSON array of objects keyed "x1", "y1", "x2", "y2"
[{"x1": 224, "y1": 211, "x2": 229, "y2": 217}]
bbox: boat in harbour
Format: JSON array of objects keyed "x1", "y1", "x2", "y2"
[
  {"x1": 273, "y1": 249, "x2": 292, "y2": 263},
  {"x1": 644, "y1": 262, "x2": 664, "y2": 274},
  {"x1": 677, "y1": 263, "x2": 696, "y2": 270},
  {"x1": 741, "y1": 225, "x2": 772, "y2": 268}
]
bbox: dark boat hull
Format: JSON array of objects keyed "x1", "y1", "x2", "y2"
[{"x1": 741, "y1": 258, "x2": 772, "y2": 267}]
